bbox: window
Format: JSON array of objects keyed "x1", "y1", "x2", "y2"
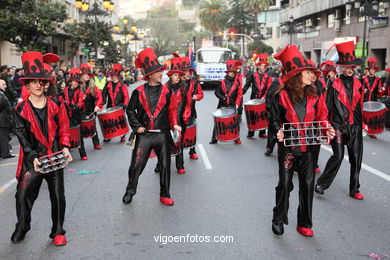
[
  {"x1": 266, "y1": 27, "x2": 273, "y2": 39},
  {"x1": 276, "y1": 26, "x2": 280, "y2": 38},
  {"x1": 258, "y1": 10, "x2": 279, "y2": 23},
  {"x1": 327, "y1": 13, "x2": 335, "y2": 28}
]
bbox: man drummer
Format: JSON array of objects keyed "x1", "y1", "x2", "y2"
[
  {"x1": 122, "y1": 48, "x2": 181, "y2": 206},
  {"x1": 210, "y1": 60, "x2": 243, "y2": 144},
  {"x1": 178, "y1": 54, "x2": 203, "y2": 160},
  {"x1": 319, "y1": 60, "x2": 337, "y2": 89},
  {"x1": 315, "y1": 41, "x2": 368, "y2": 200},
  {"x1": 102, "y1": 64, "x2": 129, "y2": 143},
  {"x1": 243, "y1": 53, "x2": 273, "y2": 138},
  {"x1": 80, "y1": 64, "x2": 103, "y2": 150},
  {"x1": 59, "y1": 68, "x2": 87, "y2": 160},
  {"x1": 12, "y1": 51, "x2": 72, "y2": 245}
]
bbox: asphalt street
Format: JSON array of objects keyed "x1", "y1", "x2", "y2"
[{"x1": 0, "y1": 79, "x2": 389, "y2": 260}]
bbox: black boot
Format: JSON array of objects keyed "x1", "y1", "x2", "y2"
[
  {"x1": 11, "y1": 229, "x2": 27, "y2": 243},
  {"x1": 154, "y1": 165, "x2": 160, "y2": 174},
  {"x1": 315, "y1": 184, "x2": 324, "y2": 195},
  {"x1": 272, "y1": 222, "x2": 284, "y2": 236},
  {"x1": 122, "y1": 192, "x2": 133, "y2": 204},
  {"x1": 209, "y1": 138, "x2": 217, "y2": 144},
  {"x1": 264, "y1": 149, "x2": 272, "y2": 157},
  {"x1": 247, "y1": 131, "x2": 254, "y2": 138}
]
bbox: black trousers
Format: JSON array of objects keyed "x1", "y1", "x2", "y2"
[
  {"x1": 15, "y1": 169, "x2": 66, "y2": 238},
  {"x1": 316, "y1": 125, "x2": 363, "y2": 196},
  {"x1": 79, "y1": 131, "x2": 100, "y2": 158},
  {"x1": 0, "y1": 127, "x2": 11, "y2": 157},
  {"x1": 313, "y1": 145, "x2": 320, "y2": 168},
  {"x1": 272, "y1": 145, "x2": 315, "y2": 228},
  {"x1": 125, "y1": 132, "x2": 171, "y2": 198},
  {"x1": 266, "y1": 118, "x2": 277, "y2": 151}
]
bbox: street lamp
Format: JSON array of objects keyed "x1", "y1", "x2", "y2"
[
  {"x1": 346, "y1": 0, "x2": 389, "y2": 64},
  {"x1": 76, "y1": 0, "x2": 114, "y2": 64}
]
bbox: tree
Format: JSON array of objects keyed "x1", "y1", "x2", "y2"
[
  {"x1": 0, "y1": 0, "x2": 67, "y2": 51},
  {"x1": 65, "y1": 19, "x2": 113, "y2": 60},
  {"x1": 103, "y1": 40, "x2": 123, "y2": 64},
  {"x1": 199, "y1": 0, "x2": 227, "y2": 37},
  {"x1": 226, "y1": 0, "x2": 254, "y2": 36},
  {"x1": 247, "y1": 39, "x2": 273, "y2": 56},
  {"x1": 242, "y1": 0, "x2": 269, "y2": 36}
]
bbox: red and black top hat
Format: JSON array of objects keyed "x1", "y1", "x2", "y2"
[
  {"x1": 80, "y1": 63, "x2": 95, "y2": 78},
  {"x1": 255, "y1": 53, "x2": 269, "y2": 66},
  {"x1": 68, "y1": 67, "x2": 81, "y2": 83},
  {"x1": 172, "y1": 53, "x2": 193, "y2": 71},
  {"x1": 274, "y1": 44, "x2": 318, "y2": 83},
  {"x1": 331, "y1": 41, "x2": 361, "y2": 67},
  {"x1": 19, "y1": 51, "x2": 51, "y2": 84},
  {"x1": 319, "y1": 60, "x2": 336, "y2": 76},
  {"x1": 135, "y1": 48, "x2": 167, "y2": 77},
  {"x1": 43, "y1": 53, "x2": 60, "y2": 64},
  {"x1": 167, "y1": 57, "x2": 185, "y2": 76},
  {"x1": 225, "y1": 60, "x2": 243, "y2": 73},
  {"x1": 366, "y1": 58, "x2": 380, "y2": 71},
  {"x1": 109, "y1": 64, "x2": 123, "y2": 76}
]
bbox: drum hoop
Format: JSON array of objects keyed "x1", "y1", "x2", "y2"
[
  {"x1": 97, "y1": 106, "x2": 122, "y2": 115},
  {"x1": 244, "y1": 98, "x2": 265, "y2": 106},
  {"x1": 363, "y1": 101, "x2": 386, "y2": 112},
  {"x1": 213, "y1": 107, "x2": 237, "y2": 118}
]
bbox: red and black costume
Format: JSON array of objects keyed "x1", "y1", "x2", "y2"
[
  {"x1": 316, "y1": 41, "x2": 365, "y2": 199},
  {"x1": 211, "y1": 60, "x2": 243, "y2": 143},
  {"x1": 123, "y1": 48, "x2": 178, "y2": 205},
  {"x1": 180, "y1": 55, "x2": 203, "y2": 157},
  {"x1": 271, "y1": 45, "x2": 329, "y2": 236},
  {"x1": 102, "y1": 64, "x2": 129, "y2": 142},
  {"x1": 362, "y1": 58, "x2": 384, "y2": 102},
  {"x1": 80, "y1": 64, "x2": 103, "y2": 148},
  {"x1": 59, "y1": 68, "x2": 86, "y2": 158},
  {"x1": 12, "y1": 51, "x2": 70, "y2": 242},
  {"x1": 264, "y1": 77, "x2": 282, "y2": 156}
]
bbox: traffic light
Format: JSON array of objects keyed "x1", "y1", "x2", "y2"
[{"x1": 228, "y1": 29, "x2": 237, "y2": 38}]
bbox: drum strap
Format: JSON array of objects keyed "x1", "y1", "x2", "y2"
[
  {"x1": 221, "y1": 77, "x2": 239, "y2": 105},
  {"x1": 253, "y1": 72, "x2": 268, "y2": 97},
  {"x1": 364, "y1": 76, "x2": 380, "y2": 101}
]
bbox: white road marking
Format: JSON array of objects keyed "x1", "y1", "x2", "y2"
[
  {"x1": 321, "y1": 145, "x2": 390, "y2": 182},
  {"x1": 197, "y1": 144, "x2": 213, "y2": 170},
  {"x1": 0, "y1": 178, "x2": 17, "y2": 193}
]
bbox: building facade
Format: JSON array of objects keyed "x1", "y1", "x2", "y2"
[
  {"x1": 279, "y1": 0, "x2": 390, "y2": 69},
  {"x1": 258, "y1": 0, "x2": 282, "y2": 54}
]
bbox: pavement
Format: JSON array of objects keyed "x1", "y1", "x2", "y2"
[{"x1": 0, "y1": 80, "x2": 389, "y2": 260}]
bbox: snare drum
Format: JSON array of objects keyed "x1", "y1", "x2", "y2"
[
  {"x1": 81, "y1": 113, "x2": 96, "y2": 138},
  {"x1": 363, "y1": 101, "x2": 387, "y2": 135},
  {"x1": 149, "y1": 130, "x2": 181, "y2": 158},
  {"x1": 69, "y1": 125, "x2": 80, "y2": 150},
  {"x1": 97, "y1": 106, "x2": 129, "y2": 139},
  {"x1": 244, "y1": 99, "x2": 268, "y2": 131},
  {"x1": 183, "y1": 122, "x2": 197, "y2": 148},
  {"x1": 213, "y1": 107, "x2": 240, "y2": 142},
  {"x1": 378, "y1": 97, "x2": 390, "y2": 128}
]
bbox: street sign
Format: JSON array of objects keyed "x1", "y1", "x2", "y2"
[{"x1": 370, "y1": 16, "x2": 389, "y2": 29}]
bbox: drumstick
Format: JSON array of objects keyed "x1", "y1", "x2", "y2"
[{"x1": 147, "y1": 129, "x2": 161, "y2": 133}]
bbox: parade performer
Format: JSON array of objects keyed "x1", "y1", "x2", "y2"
[
  {"x1": 178, "y1": 54, "x2": 203, "y2": 160},
  {"x1": 243, "y1": 53, "x2": 273, "y2": 138},
  {"x1": 315, "y1": 41, "x2": 367, "y2": 200},
  {"x1": 102, "y1": 64, "x2": 129, "y2": 143},
  {"x1": 271, "y1": 45, "x2": 335, "y2": 237},
  {"x1": 210, "y1": 60, "x2": 243, "y2": 144},
  {"x1": 122, "y1": 48, "x2": 180, "y2": 206},
  {"x1": 12, "y1": 51, "x2": 72, "y2": 245},
  {"x1": 80, "y1": 64, "x2": 103, "y2": 150},
  {"x1": 319, "y1": 60, "x2": 337, "y2": 89},
  {"x1": 264, "y1": 77, "x2": 283, "y2": 156},
  {"x1": 60, "y1": 68, "x2": 87, "y2": 160},
  {"x1": 155, "y1": 56, "x2": 191, "y2": 174},
  {"x1": 362, "y1": 58, "x2": 385, "y2": 103}
]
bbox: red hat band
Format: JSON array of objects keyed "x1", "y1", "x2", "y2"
[{"x1": 135, "y1": 48, "x2": 166, "y2": 77}]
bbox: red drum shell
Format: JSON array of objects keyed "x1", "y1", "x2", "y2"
[
  {"x1": 183, "y1": 122, "x2": 197, "y2": 148},
  {"x1": 244, "y1": 99, "x2": 268, "y2": 131},
  {"x1": 69, "y1": 125, "x2": 80, "y2": 150},
  {"x1": 81, "y1": 114, "x2": 96, "y2": 138},
  {"x1": 149, "y1": 130, "x2": 181, "y2": 158},
  {"x1": 363, "y1": 101, "x2": 387, "y2": 135},
  {"x1": 97, "y1": 106, "x2": 129, "y2": 139},
  {"x1": 213, "y1": 107, "x2": 240, "y2": 142}
]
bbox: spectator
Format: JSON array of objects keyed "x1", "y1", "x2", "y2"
[{"x1": 0, "y1": 79, "x2": 14, "y2": 159}]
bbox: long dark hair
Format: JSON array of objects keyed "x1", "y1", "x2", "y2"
[
  {"x1": 277, "y1": 72, "x2": 317, "y2": 104},
  {"x1": 168, "y1": 78, "x2": 187, "y2": 99}
]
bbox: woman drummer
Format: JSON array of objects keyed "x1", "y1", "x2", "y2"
[
  {"x1": 210, "y1": 60, "x2": 243, "y2": 144},
  {"x1": 155, "y1": 57, "x2": 191, "y2": 174},
  {"x1": 271, "y1": 45, "x2": 335, "y2": 237},
  {"x1": 80, "y1": 64, "x2": 103, "y2": 150}
]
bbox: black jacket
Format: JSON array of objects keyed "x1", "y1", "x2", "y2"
[{"x1": 0, "y1": 90, "x2": 13, "y2": 128}]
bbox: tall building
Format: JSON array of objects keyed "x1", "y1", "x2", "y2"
[
  {"x1": 279, "y1": 0, "x2": 390, "y2": 68},
  {"x1": 258, "y1": 0, "x2": 282, "y2": 54}
]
